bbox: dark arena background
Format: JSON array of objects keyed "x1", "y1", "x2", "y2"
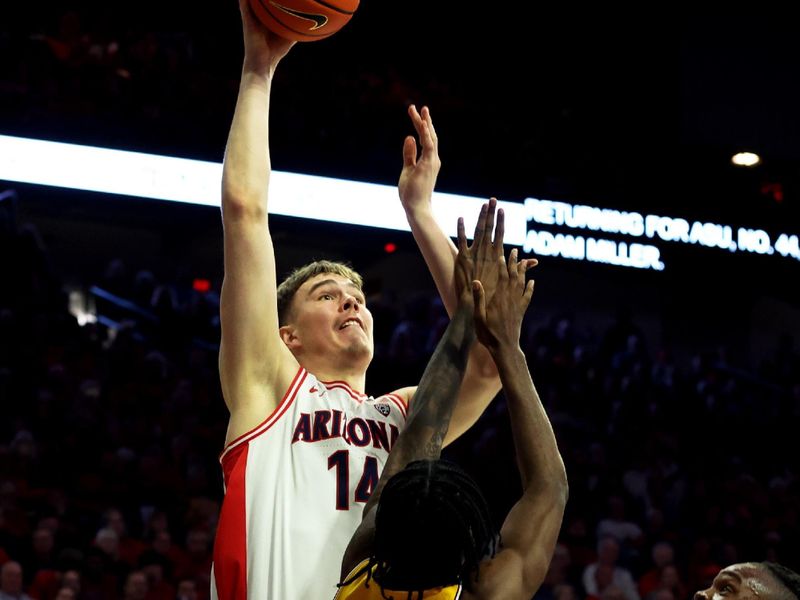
[{"x1": 1, "y1": 3, "x2": 799, "y2": 599}]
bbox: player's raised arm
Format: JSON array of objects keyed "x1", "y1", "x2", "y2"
[
  {"x1": 397, "y1": 106, "x2": 449, "y2": 305},
  {"x1": 466, "y1": 252, "x2": 569, "y2": 600},
  {"x1": 398, "y1": 111, "x2": 527, "y2": 444},
  {"x1": 219, "y1": 0, "x2": 299, "y2": 443},
  {"x1": 339, "y1": 204, "x2": 502, "y2": 581}
]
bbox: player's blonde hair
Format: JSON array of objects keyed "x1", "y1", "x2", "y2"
[{"x1": 276, "y1": 260, "x2": 363, "y2": 326}]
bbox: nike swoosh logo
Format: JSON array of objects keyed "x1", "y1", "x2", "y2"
[{"x1": 269, "y1": 1, "x2": 329, "y2": 30}]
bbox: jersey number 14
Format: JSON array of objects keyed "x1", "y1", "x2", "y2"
[{"x1": 327, "y1": 450, "x2": 379, "y2": 510}]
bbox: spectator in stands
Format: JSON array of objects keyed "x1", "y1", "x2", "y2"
[
  {"x1": 53, "y1": 588, "x2": 75, "y2": 600},
  {"x1": 122, "y1": 571, "x2": 149, "y2": 600},
  {"x1": 639, "y1": 541, "x2": 677, "y2": 598},
  {"x1": 0, "y1": 562, "x2": 32, "y2": 600},
  {"x1": 175, "y1": 578, "x2": 198, "y2": 600},
  {"x1": 597, "y1": 494, "x2": 644, "y2": 547},
  {"x1": 138, "y1": 550, "x2": 175, "y2": 600},
  {"x1": 173, "y1": 530, "x2": 210, "y2": 590},
  {"x1": 583, "y1": 536, "x2": 640, "y2": 600},
  {"x1": 553, "y1": 583, "x2": 580, "y2": 600},
  {"x1": 25, "y1": 527, "x2": 57, "y2": 575},
  {"x1": 653, "y1": 565, "x2": 686, "y2": 600}
]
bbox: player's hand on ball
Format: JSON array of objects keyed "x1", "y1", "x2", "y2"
[{"x1": 239, "y1": 0, "x2": 296, "y2": 72}]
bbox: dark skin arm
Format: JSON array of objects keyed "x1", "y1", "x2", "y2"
[
  {"x1": 464, "y1": 252, "x2": 569, "y2": 600},
  {"x1": 339, "y1": 202, "x2": 506, "y2": 581}
]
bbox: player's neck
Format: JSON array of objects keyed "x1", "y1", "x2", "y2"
[
  {"x1": 312, "y1": 368, "x2": 367, "y2": 393},
  {"x1": 300, "y1": 358, "x2": 368, "y2": 393}
]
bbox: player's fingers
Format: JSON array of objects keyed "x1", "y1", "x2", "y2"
[
  {"x1": 519, "y1": 258, "x2": 538, "y2": 293},
  {"x1": 407, "y1": 104, "x2": 426, "y2": 137},
  {"x1": 472, "y1": 203, "x2": 488, "y2": 248},
  {"x1": 482, "y1": 198, "x2": 497, "y2": 249},
  {"x1": 472, "y1": 280, "x2": 487, "y2": 325},
  {"x1": 508, "y1": 247, "x2": 518, "y2": 273},
  {"x1": 517, "y1": 256, "x2": 529, "y2": 278},
  {"x1": 515, "y1": 258, "x2": 530, "y2": 293},
  {"x1": 240, "y1": 0, "x2": 261, "y2": 27},
  {"x1": 457, "y1": 217, "x2": 467, "y2": 252},
  {"x1": 422, "y1": 106, "x2": 438, "y2": 146},
  {"x1": 402, "y1": 136, "x2": 417, "y2": 167},
  {"x1": 493, "y1": 207, "x2": 505, "y2": 251},
  {"x1": 522, "y1": 279, "x2": 535, "y2": 308},
  {"x1": 407, "y1": 103, "x2": 421, "y2": 121},
  {"x1": 420, "y1": 120, "x2": 435, "y2": 152}
]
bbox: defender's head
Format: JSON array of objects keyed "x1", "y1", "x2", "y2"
[
  {"x1": 277, "y1": 261, "x2": 373, "y2": 367},
  {"x1": 369, "y1": 459, "x2": 498, "y2": 591},
  {"x1": 694, "y1": 562, "x2": 800, "y2": 600}
]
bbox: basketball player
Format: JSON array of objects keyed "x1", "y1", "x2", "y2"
[
  {"x1": 336, "y1": 205, "x2": 569, "y2": 598},
  {"x1": 211, "y1": 2, "x2": 506, "y2": 598},
  {"x1": 694, "y1": 562, "x2": 800, "y2": 600}
]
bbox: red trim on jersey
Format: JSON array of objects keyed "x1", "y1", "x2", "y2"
[
  {"x1": 386, "y1": 394, "x2": 407, "y2": 419},
  {"x1": 324, "y1": 382, "x2": 366, "y2": 403},
  {"x1": 220, "y1": 367, "x2": 307, "y2": 461},
  {"x1": 319, "y1": 378, "x2": 368, "y2": 400},
  {"x1": 388, "y1": 393, "x2": 409, "y2": 413},
  {"x1": 213, "y1": 443, "x2": 249, "y2": 600}
]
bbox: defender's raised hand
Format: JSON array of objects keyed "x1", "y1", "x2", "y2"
[
  {"x1": 472, "y1": 245, "x2": 537, "y2": 354},
  {"x1": 454, "y1": 198, "x2": 508, "y2": 306}
]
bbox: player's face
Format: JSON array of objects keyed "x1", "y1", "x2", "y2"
[
  {"x1": 288, "y1": 273, "x2": 374, "y2": 361},
  {"x1": 693, "y1": 564, "x2": 780, "y2": 600}
]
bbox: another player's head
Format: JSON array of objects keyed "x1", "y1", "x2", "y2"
[
  {"x1": 694, "y1": 562, "x2": 800, "y2": 600},
  {"x1": 363, "y1": 459, "x2": 498, "y2": 591},
  {"x1": 277, "y1": 260, "x2": 373, "y2": 367}
]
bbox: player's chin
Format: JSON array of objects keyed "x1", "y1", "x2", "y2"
[{"x1": 343, "y1": 340, "x2": 373, "y2": 359}]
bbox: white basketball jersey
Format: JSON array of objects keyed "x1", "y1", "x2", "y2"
[{"x1": 210, "y1": 367, "x2": 408, "y2": 600}]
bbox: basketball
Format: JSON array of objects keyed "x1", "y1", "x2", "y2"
[{"x1": 249, "y1": 0, "x2": 359, "y2": 42}]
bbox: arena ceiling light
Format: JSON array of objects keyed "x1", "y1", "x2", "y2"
[
  {"x1": 0, "y1": 134, "x2": 527, "y2": 245},
  {"x1": 731, "y1": 151, "x2": 762, "y2": 167},
  {"x1": 3, "y1": 135, "x2": 797, "y2": 272}
]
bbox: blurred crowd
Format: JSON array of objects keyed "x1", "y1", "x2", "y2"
[
  {"x1": 1, "y1": 7, "x2": 799, "y2": 600},
  {"x1": 0, "y1": 7, "x2": 445, "y2": 178},
  {"x1": 0, "y1": 6, "x2": 566, "y2": 199},
  {"x1": 1, "y1": 188, "x2": 798, "y2": 600}
]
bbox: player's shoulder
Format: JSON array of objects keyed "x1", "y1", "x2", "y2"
[
  {"x1": 382, "y1": 386, "x2": 414, "y2": 417},
  {"x1": 388, "y1": 386, "x2": 415, "y2": 404},
  {"x1": 466, "y1": 547, "x2": 539, "y2": 600}
]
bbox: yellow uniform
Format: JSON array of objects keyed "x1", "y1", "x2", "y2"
[{"x1": 335, "y1": 560, "x2": 462, "y2": 600}]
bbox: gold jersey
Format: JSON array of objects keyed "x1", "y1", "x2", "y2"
[{"x1": 335, "y1": 559, "x2": 462, "y2": 600}]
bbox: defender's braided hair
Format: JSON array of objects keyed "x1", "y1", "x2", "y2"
[
  {"x1": 342, "y1": 459, "x2": 498, "y2": 599},
  {"x1": 762, "y1": 562, "x2": 800, "y2": 600}
]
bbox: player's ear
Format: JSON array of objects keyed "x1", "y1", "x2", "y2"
[{"x1": 279, "y1": 325, "x2": 300, "y2": 350}]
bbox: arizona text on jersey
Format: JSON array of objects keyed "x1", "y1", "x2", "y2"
[{"x1": 211, "y1": 367, "x2": 408, "y2": 600}]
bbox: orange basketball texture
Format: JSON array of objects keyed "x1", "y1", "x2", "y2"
[{"x1": 249, "y1": 0, "x2": 359, "y2": 42}]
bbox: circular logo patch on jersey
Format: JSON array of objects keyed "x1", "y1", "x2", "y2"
[{"x1": 374, "y1": 403, "x2": 391, "y2": 417}]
